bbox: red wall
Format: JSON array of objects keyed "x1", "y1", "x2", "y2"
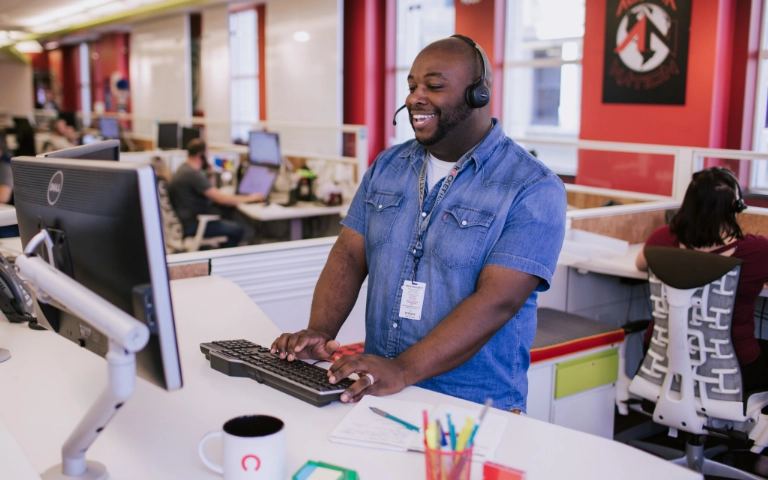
[
  {"x1": 92, "y1": 33, "x2": 131, "y2": 113},
  {"x1": 577, "y1": 0, "x2": 756, "y2": 195},
  {"x1": 454, "y1": 0, "x2": 505, "y2": 121},
  {"x1": 344, "y1": 0, "x2": 387, "y2": 165}
]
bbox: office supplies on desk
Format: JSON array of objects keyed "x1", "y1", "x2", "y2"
[
  {"x1": 200, "y1": 340, "x2": 355, "y2": 407},
  {"x1": 370, "y1": 406, "x2": 421, "y2": 432},
  {"x1": 330, "y1": 396, "x2": 507, "y2": 461},
  {"x1": 482, "y1": 462, "x2": 526, "y2": 480},
  {"x1": 199, "y1": 415, "x2": 286, "y2": 480},
  {"x1": 293, "y1": 461, "x2": 359, "y2": 480},
  {"x1": 425, "y1": 445, "x2": 472, "y2": 480}
]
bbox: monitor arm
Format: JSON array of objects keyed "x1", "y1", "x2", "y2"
[{"x1": 15, "y1": 230, "x2": 150, "y2": 480}]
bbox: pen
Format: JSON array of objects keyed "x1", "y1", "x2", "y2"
[
  {"x1": 369, "y1": 407, "x2": 421, "y2": 432},
  {"x1": 436, "y1": 419, "x2": 447, "y2": 448},
  {"x1": 447, "y1": 413, "x2": 456, "y2": 451},
  {"x1": 467, "y1": 398, "x2": 493, "y2": 448},
  {"x1": 422, "y1": 410, "x2": 429, "y2": 447}
]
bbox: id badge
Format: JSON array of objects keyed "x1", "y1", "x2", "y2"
[{"x1": 399, "y1": 281, "x2": 426, "y2": 320}]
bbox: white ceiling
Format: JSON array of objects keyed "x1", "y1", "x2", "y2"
[{"x1": 0, "y1": 0, "x2": 179, "y2": 36}]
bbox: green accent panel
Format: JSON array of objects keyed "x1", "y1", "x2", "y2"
[
  {"x1": 0, "y1": 46, "x2": 31, "y2": 65},
  {"x1": 554, "y1": 348, "x2": 618, "y2": 399}
]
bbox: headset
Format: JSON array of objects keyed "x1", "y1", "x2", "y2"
[
  {"x1": 392, "y1": 34, "x2": 490, "y2": 125},
  {"x1": 450, "y1": 34, "x2": 490, "y2": 109},
  {"x1": 698, "y1": 166, "x2": 747, "y2": 213}
]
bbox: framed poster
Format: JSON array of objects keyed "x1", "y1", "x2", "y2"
[{"x1": 602, "y1": 0, "x2": 691, "y2": 105}]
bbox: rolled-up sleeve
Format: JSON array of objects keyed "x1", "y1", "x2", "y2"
[
  {"x1": 484, "y1": 174, "x2": 567, "y2": 292},
  {"x1": 340, "y1": 159, "x2": 373, "y2": 236}
]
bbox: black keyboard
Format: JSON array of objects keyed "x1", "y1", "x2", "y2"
[{"x1": 200, "y1": 339, "x2": 355, "y2": 407}]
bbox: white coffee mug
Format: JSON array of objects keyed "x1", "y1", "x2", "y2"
[{"x1": 199, "y1": 415, "x2": 286, "y2": 480}]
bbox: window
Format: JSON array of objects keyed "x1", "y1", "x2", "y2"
[
  {"x1": 393, "y1": 0, "x2": 455, "y2": 146},
  {"x1": 504, "y1": 0, "x2": 584, "y2": 174},
  {"x1": 229, "y1": 9, "x2": 259, "y2": 143},
  {"x1": 750, "y1": 7, "x2": 768, "y2": 190}
]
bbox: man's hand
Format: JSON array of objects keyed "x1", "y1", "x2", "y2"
[
  {"x1": 247, "y1": 193, "x2": 265, "y2": 203},
  {"x1": 270, "y1": 329, "x2": 340, "y2": 361},
  {"x1": 328, "y1": 355, "x2": 408, "y2": 403}
]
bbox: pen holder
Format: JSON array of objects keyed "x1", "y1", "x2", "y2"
[{"x1": 424, "y1": 446, "x2": 472, "y2": 480}]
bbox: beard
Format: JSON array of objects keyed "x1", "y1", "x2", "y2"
[{"x1": 412, "y1": 98, "x2": 474, "y2": 146}]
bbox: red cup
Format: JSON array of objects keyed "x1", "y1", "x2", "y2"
[{"x1": 424, "y1": 446, "x2": 472, "y2": 480}]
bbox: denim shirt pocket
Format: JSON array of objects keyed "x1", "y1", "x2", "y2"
[
  {"x1": 364, "y1": 191, "x2": 404, "y2": 247},
  {"x1": 433, "y1": 206, "x2": 495, "y2": 268}
]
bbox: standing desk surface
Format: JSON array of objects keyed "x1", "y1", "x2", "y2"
[{"x1": 0, "y1": 276, "x2": 701, "y2": 480}]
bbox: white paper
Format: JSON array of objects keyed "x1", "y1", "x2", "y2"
[
  {"x1": 329, "y1": 396, "x2": 429, "y2": 451},
  {"x1": 329, "y1": 396, "x2": 507, "y2": 463}
]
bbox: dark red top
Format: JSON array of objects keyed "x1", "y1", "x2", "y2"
[{"x1": 644, "y1": 225, "x2": 768, "y2": 366}]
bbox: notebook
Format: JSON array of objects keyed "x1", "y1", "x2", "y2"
[{"x1": 329, "y1": 395, "x2": 507, "y2": 462}]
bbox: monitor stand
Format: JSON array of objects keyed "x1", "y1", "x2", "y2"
[
  {"x1": 0, "y1": 348, "x2": 9, "y2": 362},
  {"x1": 15, "y1": 230, "x2": 149, "y2": 480}
]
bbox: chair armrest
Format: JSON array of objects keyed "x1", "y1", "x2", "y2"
[{"x1": 196, "y1": 214, "x2": 220, "y2": 222}]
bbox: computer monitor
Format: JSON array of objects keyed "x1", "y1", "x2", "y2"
[
  {"x1": 59, "y1": 110, "x2": 79, "y2": 130},
  {"x1": 248, "y1": 131, "x2": 281, "y2": 167},
  {"x1": 12, "y1": 116, "x2": 32, "y2": 133},
  {"x1": 11, "y1": 156, "x2": 182, "y2": 391},
  {"x1": 99, "y1": 117, "x2": 120, "y2": 140},
  {"x1": 181, "y1": 126, "x2": 201, "y2": 151},
  {"x1": 237, "y1": 164, "x2": 278, "y2": 197},
  {"x1": 157, "y1": 123, "x2": 179, "y2": 150},
  {"x1": 11, "y1": 155, "x2": 182, "y2": 478},
  {"x1": 38, "y1": 139, "x2": 120, "y2": 161}
]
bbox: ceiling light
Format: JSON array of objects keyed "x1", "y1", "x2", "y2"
[
  {"x1": 293, "y1": 31, "x2": 310, "y2": 42},
  {"x1": 14, "y1": 41, "x2": 43, "y2": 53}
]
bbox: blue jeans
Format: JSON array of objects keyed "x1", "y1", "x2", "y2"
[{"x1": 184, "y1": 219, "x2": 243, "y2": 248}]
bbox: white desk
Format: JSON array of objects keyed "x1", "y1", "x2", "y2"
[
  {"x1": 571, "y1": 244, "x2": 646, "y2": 280},
  {"x1": 0, "y1": 275, "x2": 701, "y2": 479},
  {"x1": 238, "y1": 202, "x2": 349, "y2": 240}
]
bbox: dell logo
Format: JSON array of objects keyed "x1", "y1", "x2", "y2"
[{"x1": 47, "y1": 171, "x2": 64, "y2": 205}]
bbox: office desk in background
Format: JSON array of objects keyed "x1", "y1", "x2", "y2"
[
  {"x1": 238, "y1": 201, "x2": 349, "y2": 240},
  {"x1": 0, "y1": 276, "x2": 701, "y2": 480}
]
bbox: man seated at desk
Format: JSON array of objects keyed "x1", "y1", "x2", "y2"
[
  {"x1": 169, "y1": 139, "x2": 264, "y2": 248},
  {"x1": 41, "y1": 119, "x2": 77, "y2": 153},
  {"x1": 272, "y1": 36, "x2": 566, "y2": 412}
]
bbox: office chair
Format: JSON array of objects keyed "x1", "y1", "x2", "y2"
[
  {"x1": 623, "y1": 246, "x2": 768, "y2": 479},
  {"x1": 155, "y1": 178, "x2": 226, "y2": 253}
]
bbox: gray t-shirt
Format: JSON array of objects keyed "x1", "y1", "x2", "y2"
[
  {"x1": 168, "y1": 163, "x2": 213, "y2": 229},
  {"x1": 0, "y1": 161, "x2": 12, "y2": 189}
]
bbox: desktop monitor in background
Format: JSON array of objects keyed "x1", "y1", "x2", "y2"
[
  {"x1": 181, "y1": 126, "x2": 201, "y2": 151},
  {"x1": 38, "y1": 139, "x2": 120, "y2": 161},
  {"x1": 12, "y1": 116, "x2": 32, "y2": 133},
  {"x1": 99, "y1": 117, "x2": 120, "y2": 140},
  {"x1": 59, "y1": 111, "x2": 79, "y2": 130},
  {"x1": 248, "y1": 131, "x2": 281, "y2": 167},
  {"x1": 238, "y1": 164, "x2": 278, "y2": 198},
  {"x1": 157, "y1": 123, "x2": 179, "y2": 150}
]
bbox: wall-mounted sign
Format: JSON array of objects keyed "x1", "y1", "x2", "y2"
[{"x1": 602, "y1": 0, "x2": 690, "y2": 105}]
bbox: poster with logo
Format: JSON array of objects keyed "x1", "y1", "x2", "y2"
[{"x1": 602, "y1": 0, "x2": 691, "y2": 105}]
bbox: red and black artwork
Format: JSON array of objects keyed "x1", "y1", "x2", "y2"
[{"x1": 602, "y1": 0, "x2": 691, "y2": 105}]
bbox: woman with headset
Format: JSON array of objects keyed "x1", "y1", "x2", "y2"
[{"x1": 636, "y1": 167, "x2": 768, "y2": 393}]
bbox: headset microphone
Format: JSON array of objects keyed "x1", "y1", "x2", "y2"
[{"x1": 392, "y1": 105, "x2": 407, "y2": 126}]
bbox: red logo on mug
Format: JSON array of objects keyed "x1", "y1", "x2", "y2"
[{"x1": 241, "y1": 454, "x2": 261, "y2": 471}]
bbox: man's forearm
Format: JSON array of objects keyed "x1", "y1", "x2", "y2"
[{"x1": 308, "y1": 230, "x2": 368, "y2": 338}]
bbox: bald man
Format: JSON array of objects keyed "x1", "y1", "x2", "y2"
[{"x1": 272, "y1": 36, "x2": 566, "y2": 412}]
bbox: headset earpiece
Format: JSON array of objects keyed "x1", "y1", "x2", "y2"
[
  {"x1": 451, "y1": 35, "x2": 490, "y2": 109},
  {"x1": 711, "y1": 167, "x2": 747, "y2": 213}
]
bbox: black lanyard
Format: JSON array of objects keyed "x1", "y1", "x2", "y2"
[{"x1": 410, "y1": 152, "x2": 472, "y2": 282}]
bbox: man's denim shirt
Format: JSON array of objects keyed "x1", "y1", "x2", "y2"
[{"x1": 341, "y1": 120, "x2": 566, "y2": 412}]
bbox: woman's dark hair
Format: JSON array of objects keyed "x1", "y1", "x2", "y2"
[{"x1": 670, "y1": 167, "x2": 744, "y2": 248}]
